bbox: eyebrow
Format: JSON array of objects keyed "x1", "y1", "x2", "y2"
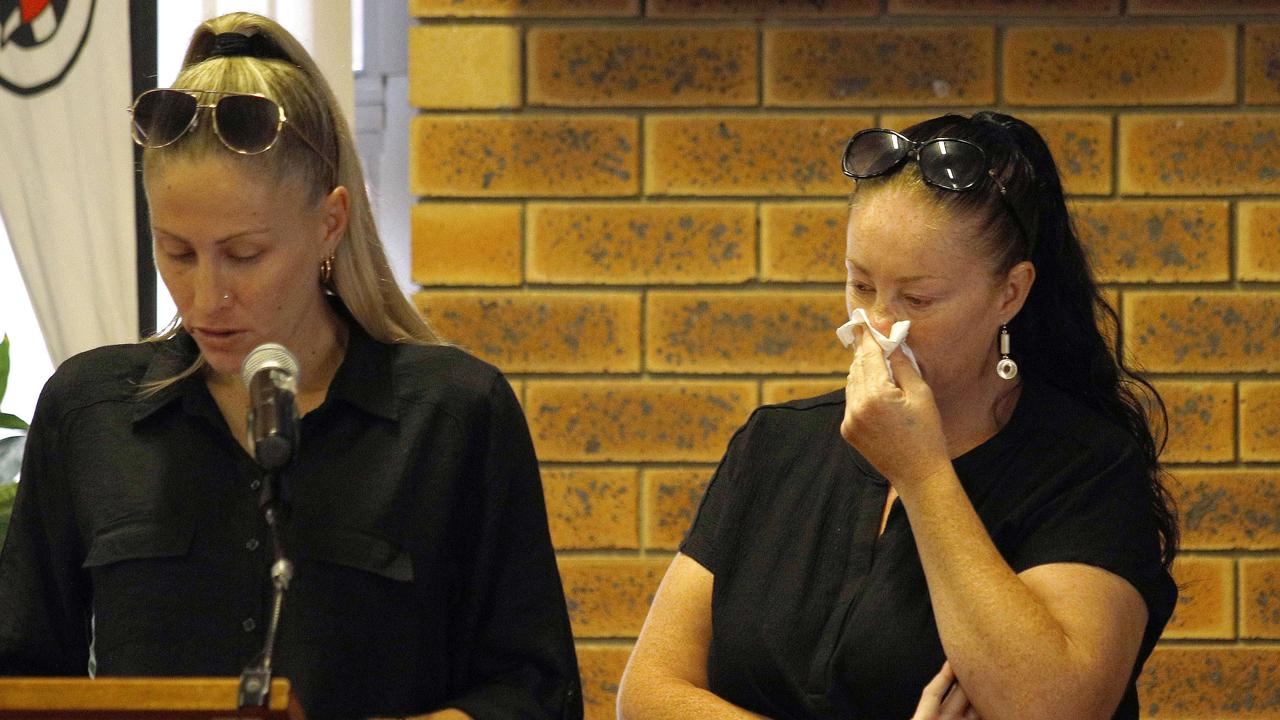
[
  {"x1": 846, "y1": 260, "x2": 945, "y2": 283},
  {"x1": 153, "y1": 227, "x2": 273, "y2": 244}
]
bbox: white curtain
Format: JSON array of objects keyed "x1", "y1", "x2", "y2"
[{"x1": 0, "y1": 1, "x2": 137, "y2": 365}]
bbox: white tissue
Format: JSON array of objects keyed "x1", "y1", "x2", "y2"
[{"x1": 835, "y1": 308, "x2": 922, "y2": 383}]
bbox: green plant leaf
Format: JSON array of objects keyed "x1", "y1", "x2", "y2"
[
  {"x1": 0, "y1": 413, "x2": 28, "y2": 431},
  {"x1": 0, "y1": 334, "x2": 10, "y2": 406},
  {"x1": 0, "y1": 481, "x2": 17, "y2": 551}
]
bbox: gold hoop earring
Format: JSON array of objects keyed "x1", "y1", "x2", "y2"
[{"x1": 319, "y1": 255, "x2": 334, "y2": 288}]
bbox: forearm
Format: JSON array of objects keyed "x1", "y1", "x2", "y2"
[
  {"x1": 618, "y1": 674, "x2": 770, "y2": 720},
  {"x1": 899, "y1": 471, "x2": 1102, "y2": 720},
  {"x1": 407, "y1": 709, "x2": 470, "y2": 720}
]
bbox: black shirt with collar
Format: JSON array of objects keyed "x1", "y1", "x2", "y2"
[
  {"x1": 0, "y1": 315, "x2": 582, "y2": 720},
  {"x1": 681, "y1": 375, "x2": 1176, "y2": 720}
]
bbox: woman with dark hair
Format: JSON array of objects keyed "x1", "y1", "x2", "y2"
[{"x1": 617, "y1": 112, "x2": 1178, "y2": 720}]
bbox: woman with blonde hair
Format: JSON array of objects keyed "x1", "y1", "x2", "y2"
[{"x1": 0, "y1": 13, "x2": 581, "y2": 720}]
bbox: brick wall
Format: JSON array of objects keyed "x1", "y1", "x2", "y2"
[{"x1": 406, "y1": 1, "x2": 1280, "y2": 717}]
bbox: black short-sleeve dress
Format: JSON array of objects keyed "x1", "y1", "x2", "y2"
[{"x1": 681, "y1": 374, "x2": 1176, "y2": 720}]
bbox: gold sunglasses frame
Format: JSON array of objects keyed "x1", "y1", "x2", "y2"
[{"x1": 128, "y1": 88, "x2": 336, "y2": 179}]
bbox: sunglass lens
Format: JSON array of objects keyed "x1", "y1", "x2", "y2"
[
  {"x1": 844, "y1": 130, "x2": 909, "y2": 178},
  {"x1": 918, "y1": 140, "x2": 985, "y2": 190},
  {"x1": 132, "y1": 90, "x2": 197, "y2": 148},
  {"x1": 215, "y1": 94, "x2": 280, "y2": 153}
]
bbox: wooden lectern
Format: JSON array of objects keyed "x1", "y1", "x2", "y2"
[{"x1": 0, "y1": 677, "x2": 305, "y2": 719}]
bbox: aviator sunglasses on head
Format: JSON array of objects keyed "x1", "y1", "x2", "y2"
[
  {"x1": 842, "y1": 128, "x2": 1035, "y2": 254},
  {"x1": 128, "y1": 88, "x2": 335, "y2": 177}
]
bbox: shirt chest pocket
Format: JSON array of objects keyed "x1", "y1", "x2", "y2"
[
  {"x1": 291, "y1": 525, "x2": 415, "y2": 583},
  {"x1": 83, "y1": 520, "x2": 195, "y2": 569},
  {"x1": 285, "y1": 526, "x2": 422, "y2": 645},
  {"x1": 82, "y1": 520, "x2": 200, "y2": 653}
]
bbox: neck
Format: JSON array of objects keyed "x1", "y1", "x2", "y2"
[{"x1": 935, "y1": 367, "x2": 1023, "y2": 459}]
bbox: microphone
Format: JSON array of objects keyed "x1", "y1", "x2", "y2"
[{"x1": 240, "y1": 343, "x2": 300, "y2": 472}]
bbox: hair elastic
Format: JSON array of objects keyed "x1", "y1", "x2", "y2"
[{"x1": 211, "y1": 31, "x2": 258, "y2": 58}]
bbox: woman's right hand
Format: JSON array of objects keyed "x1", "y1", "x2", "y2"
[{"x1": 910, "y1": 661, "x2": 981, "y2": 720}]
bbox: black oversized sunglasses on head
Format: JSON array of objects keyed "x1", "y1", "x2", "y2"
[
  {"x1": 128, "y1": 88, "x2": 334, "y2": 175},
  {"x1": 842, "y1": 128, "x2": 1035, "y2": 252}
]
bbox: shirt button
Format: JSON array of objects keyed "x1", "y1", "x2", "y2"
[
  {"x1": 245, "y1": 538, "x2": 260, "y2": 551},
  {"x1": 250, "y1": 479, "x2": 262, "y2": 491},
  {"x1": 242, "y1": 618, "x2": 256, "y2": 632}
]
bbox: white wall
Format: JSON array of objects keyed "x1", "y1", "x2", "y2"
[{"x1": 0, "y1": 227, "x2": 53, "y2": 430}]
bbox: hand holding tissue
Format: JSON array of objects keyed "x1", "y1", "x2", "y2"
[{"x1": 836, "y1": 308, "x2": 922, "y2": 383}]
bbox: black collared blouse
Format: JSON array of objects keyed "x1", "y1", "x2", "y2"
[{"x1": 0, "y1": 319, "x2": 582, "y2": 720}]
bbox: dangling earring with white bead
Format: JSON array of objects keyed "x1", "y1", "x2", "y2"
[{"x1": 996, "y1": 325, "x2": 1018, "y2": 380}]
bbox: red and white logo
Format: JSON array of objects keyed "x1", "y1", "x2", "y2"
[{"x1": 0, "y1": 0, "x2": 95, "y2": 96}]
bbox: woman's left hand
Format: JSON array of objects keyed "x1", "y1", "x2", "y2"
[
  {"x1": 910, "y1": 661, "x2": 982, "y2": 720},
  {"x1": 839, "y1": 325, "x2": 950, "y2": 492}
]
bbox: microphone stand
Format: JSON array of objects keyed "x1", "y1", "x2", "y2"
[{"x1": 238, "y1": 469, "x2": 294, "y2": 709}]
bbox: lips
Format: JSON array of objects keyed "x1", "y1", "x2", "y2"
[{"x1": 192, "y1": 327, "x2": 247, "y2": 348}]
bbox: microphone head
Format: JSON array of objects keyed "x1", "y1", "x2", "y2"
[{"x1": 240, "y1": 342, "x2": 300, "y2": 390}]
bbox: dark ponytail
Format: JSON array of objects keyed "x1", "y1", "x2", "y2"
[{"x1": 901, "y1": 112, "x2": 1179, "y2": 569}]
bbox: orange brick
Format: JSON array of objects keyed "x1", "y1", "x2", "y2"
[
  {"x1": 890, "y1": 0, "x2": 1118, "y2": 13},
  {"x1": 1139, "y1": 647, "x2": 1280, "y2": 717},
  {"x1": 527, "y1": 203, "x2": 756, "y2": 284},
  {"x1": 645, "y1": 114, "x2": 868, "y2": 197},
  {"x1": 1149, "y1": 381, "x2": 1235, "y2": 464},
  {"x1": 1164, "y1": 555, "x2": 1234, "y2": 640},
  {"x1": 410, "y1": 0, "x2": 637, "y2": 16},
  {"x1": 576, "y1": 644, "x2": 634, "y2": 720},
  {"x1": 408, "y1": 25, "x2": 520, "y2": 109},
  {"x1": 1246, "y1": 26, "x2": 1280, "y2": 104},
  {"x1": 543, "y1": 468, "x2": 639, "y2": 550},
  {"x1": 761, "y1": 379, "x2": 844, "y2": 405},
  {"x1": 1124, "y1": 292, "x2": 1280, "y2": 373},
  {"x1": 1031, "y1": 114, "x2": 1114, "y2": 196},
  {"x1": 526, "y1": 381, "x2": 758, "y2": 462},
  {"x1": 528, "y1": 27, "x2": 757, "y2": 107},
  {"x1": 760, "y1": 203, "x2": 849, "y2": 283},
  {"x1": 411, "y1": 202, "x2": 522, "y2": 286},
  {"x1": 647, "y1": 291, "x2": 848, "y2": 374},
  {"x1": 1238, "y1": 202, "x2": 1280, "y2": 281},
  {"x1": 1130, "y1": 0, "x2": 1280, "y2": 13},
  {"x1": 1241, "y1": 381, "x2": 1280, "y2": 462},
  {"x1": 877, "y1": 112, "x2": 1113, "y2": 196},
  {"x1": 413, "y1": 291, "x2": 641, "y2": 373},
  {"x1": 410, "y1": 115, "x2": 638, "y2": 197},
  {"x1": 646, "y1": 0, "x2": 877, "y2": 17},
  {"x1": 1004, "y1": 26, "x2": 1235, "y2": 106},
  {"x1": 763, "y1": 28, "x2": 995, "y2": 107},
  {"x1": 1120, "y1": 114, "x2": 1280, "y2": 196},
  {"x1": 645, "y1": 468, "x2": 712, "y2": 550},
  {"x1": 1241, "y1": 557, "x2": 1280, "y2": 639},
  {"x1": 1172, "y1": 469, "x2": 1280, "y2": 550},
  {"x1": 559, "y1": 557, "x2": 669, "y2": 637},
  {"x1": 874, "y1": 113, "x2": 935, "y2": 130},
  {"x1": 1073, "y1": 201, "x2": 1230, "y2": 283}
]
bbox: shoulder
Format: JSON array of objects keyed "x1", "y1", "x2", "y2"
[
  {"x1": 38, "y1": 341, "x2": 167, "y2": 416},
  {"x1": 386, "y1": 342, "x2": 515, "y2": 415},
  {"x1": 1020, "y1": 377, "x2": 1140, "y2": 461},
  {"x1": 1002, "y1": 376, "x2": 1154, "y2": 504},
  {"x1": 750, "y1": 388, "x2": 844, "y2": 427},
  {"x1": 725, "y1": 388, "x2": 847, "y2": 459}
]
